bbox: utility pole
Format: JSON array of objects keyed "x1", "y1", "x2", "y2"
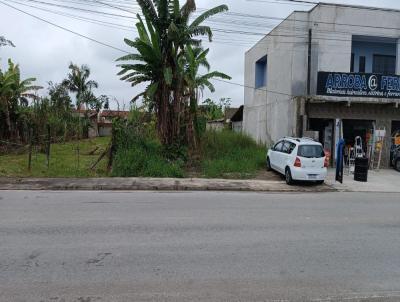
[
  {"x1": 303, "y1": 28, "x2": 313, "y2": 135},
  {"x1": 307, "y1": 28, "x2": 312, "y2": 96}
]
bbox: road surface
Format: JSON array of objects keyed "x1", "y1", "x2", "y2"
[{"x1": 1, "y1": 191, "x2": 400, "y2": 301}]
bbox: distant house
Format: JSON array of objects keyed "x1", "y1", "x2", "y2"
[
  {"x1": 72, "y1": 109, "x2": 130, "y2": 137},
  {"x1": 72, "y1": 108, "x2": 98, "y2": 138},
  {"x1": 99, "y1": 110, "x2": 130, "y2": 123},
  {"x1": 206, "y1": 118, "x2": 225, "y2": 131},
  {"x1": 98, "y1": 110, "x2": 130, "y2": 137},
  {"x1": 206, "y1": 107, "x2": 244, "y2": 132},
  {"x1": 230, "y1": 106, "x2": 244, "y2": 133}
]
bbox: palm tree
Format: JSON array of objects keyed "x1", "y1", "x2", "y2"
[
  {"x1": 62, "y1": 63, "x2": 98, "y2": 139},
  {"x1": 117, "y1": 0, "x2": 229, "y2": 148},
  {"x1": 62, "y1": 63, "x2": 98, "y2": 110}
]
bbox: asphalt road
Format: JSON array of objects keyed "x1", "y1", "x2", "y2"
[{"x1": 1, "y1": 191, "x2": 400, "y2": 302}]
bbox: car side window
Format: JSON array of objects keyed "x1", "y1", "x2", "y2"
[
  {"x1": 282, "y1": 141, "x2": 296, "y2": 154},
  {"x1": 288, "y1": 142, "x2": 296, "y2": 154},
  {"x1": 282, "y1": 141, "x2": 290, "y2": 153},
  {"x1": 273, "y1": 141, "x2": 284, "y2": 152}
]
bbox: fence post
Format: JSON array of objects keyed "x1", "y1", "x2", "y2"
[
  {"x1": 46, "y1": 124, "x2": 51, "y2": 169},
  {"x1": 107, "y1": 123, "x2": 115, "y2": 172},
  {"x1": 28, "y1": 128, "x2": 33, "y2": 172}
]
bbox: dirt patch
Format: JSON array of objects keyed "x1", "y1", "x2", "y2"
[{"x1": 254, "y1": 170, "x2": 283, "y2": 181}]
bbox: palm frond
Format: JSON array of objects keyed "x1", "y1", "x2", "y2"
[
  {"x1": 116, "y1": 53, "x2": 145, "y2": 62},
  {"x1": 187, "y1": 26, "x2": 213, "y2": 41},
  {"x1": 136, "y1": 0, "x2": 159, "y2": 29},
  {"x1": 190, "y1": 5, "x2": 228, "y2": 28}
]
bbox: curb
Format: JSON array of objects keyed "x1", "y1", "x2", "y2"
[{"x1": 0, "y1": 177, "x2": 337, "y2": 192}]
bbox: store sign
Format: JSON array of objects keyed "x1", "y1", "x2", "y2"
[{"x1": 317, "y1": 72, "x2": 400, "y2": 98}]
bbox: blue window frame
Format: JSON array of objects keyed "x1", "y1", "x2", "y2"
[{"x1": 255, "y1": 55, "x2": 267, "y2": 88}]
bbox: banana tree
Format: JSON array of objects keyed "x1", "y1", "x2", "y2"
[
  {"x1": 182, "y1": 45, "x2": 230, "y2": 147},
  {"x1": 117, "y1": 0, "x2": 229, "y2": 149},
  {"x1": 0, "y1": 59, "x2": 41, "y2": 140}
]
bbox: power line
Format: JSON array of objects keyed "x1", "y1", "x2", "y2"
[
  {"x1": 10, "y1": 0, "x2": 400, "y2": 47},
  {"x1": 0, "y1": 0, "x2": 130, "y2": 53},
  {"x1": 213, "y1": 78, "x2": 293, "y2": 97},
  {"x1": 14, "y1": 0, "x2": 400, "y2": 37}
]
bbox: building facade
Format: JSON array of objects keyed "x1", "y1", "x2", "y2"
[{"x1": 243, "y1": 3, "x2": 400, "y2": 167}]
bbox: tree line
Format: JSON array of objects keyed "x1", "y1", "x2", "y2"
[
  {"x1": 0, "y1": 55, "x2": 109, "y2": 146},
  {"x1": 1, "y1": 0, "x2": 231, "y2": 159}
]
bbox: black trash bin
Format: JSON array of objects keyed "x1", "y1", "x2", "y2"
[{"x1": 354, "y1": 157, "x2": 369, "y2": 182}]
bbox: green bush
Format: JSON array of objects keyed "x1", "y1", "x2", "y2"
[
  {"x1": 200, "y1": 130, "x2": 266, "y2": 178},
  {"x1": 111, "y1": 112, "x2": 185, "y2": 178}
]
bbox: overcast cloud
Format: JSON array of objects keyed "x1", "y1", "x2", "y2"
[{"x1": 1, "y1": 0, "x2": 399, "y2": 108}]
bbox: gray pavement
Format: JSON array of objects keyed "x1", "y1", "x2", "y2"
[
  {"x1": 1, "y1": 191, "x2": 400, "y2": 301},
  {"x1": 0, "y1": 177, "x2": 335, "y2": 192},
  {"x1": 326, "y1": 169, "x2": 400, "y2": 193}
]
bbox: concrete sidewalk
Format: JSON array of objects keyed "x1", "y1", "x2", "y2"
[
  {"x1": 326, "y1": 168, "x2": 400, "y2": 193},
  {"x1": 0, "y1": 177, "x2": 335, "y2": 192}
]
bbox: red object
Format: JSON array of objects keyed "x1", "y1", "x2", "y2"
[
  {"x1": 294, "y1": 157, "x2": 302, "y2": 167},
  {"x1": 324, "y1": 149, "x2": 331, "y2": 167},
  {"x1": 324, "y1": 157, "x2": 329, "y2": 168}
]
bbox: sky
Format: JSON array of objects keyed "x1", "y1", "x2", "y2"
[{"x1": 1, "y1": 0, "x2": 400, "y2": 109}]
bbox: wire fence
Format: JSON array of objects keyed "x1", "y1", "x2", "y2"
[{"x1": 0, "y1": 125, "x2": 113, "y2": 175}]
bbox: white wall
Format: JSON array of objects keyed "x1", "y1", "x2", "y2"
[{"x1": 244, "y1": 11, "x2": 308, "y2": 145}]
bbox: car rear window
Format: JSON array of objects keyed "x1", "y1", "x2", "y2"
[{"x1": 297, "y1": 145, "x2": 325, "y2": 158}]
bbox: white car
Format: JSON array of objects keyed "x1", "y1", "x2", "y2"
[{"x1": 266, "y1": 137, "x2": 328, "y2": 185}]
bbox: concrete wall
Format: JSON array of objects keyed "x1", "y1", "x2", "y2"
[
  {"x1": 99, "y1": 125, "x2": 112, "y2": 137},
  {"x1": 206, "y1": 122, "x2": 225, "y2": 132},
  {"x1": 232, "y1": 121, "x2": 243, "y2": 133},
  {"x1": 243, "y1": 11, "x2": 308, "y2": 145}
]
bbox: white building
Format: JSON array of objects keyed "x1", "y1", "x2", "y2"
[{"x1": 244, "y1": 3, "x2": 400, "y2": 166}]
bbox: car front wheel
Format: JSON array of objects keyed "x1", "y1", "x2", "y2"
[
  {"x1": 266, "y1": 158, "x2": 272, "y2": 171},
  {"x1": 395, "y1": 159, "x2": 400, "y2": 172},
  {"x1": 285, "y1": 168, "x2": 293, "y2": 185}
]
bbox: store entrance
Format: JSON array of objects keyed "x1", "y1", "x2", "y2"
[
  {"x1": 342, "y1": 119, "x2": 374, "y2": 155},
  {"x1": 309, "y1": 118, "x2": 334, "y2": 163}
]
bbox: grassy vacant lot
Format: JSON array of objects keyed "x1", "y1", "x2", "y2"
[
  {"x1": 0, "y1": 137, "x2": 110, "y2": 178},
  {"x1": 200, "y1": 131, "x2": 266, "y2": 179},
  {"x1": 0, "y1": 131, "x2": 266, "y2": 179},
  {"x1": 111, "y1": 129, "x2": 266, "y2": 179}
]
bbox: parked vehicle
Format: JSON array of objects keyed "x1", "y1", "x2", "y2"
[
  {"x1": 266, "y1": 137, "x2": 328, "y2": 185},
  {"x1": 390, "y1": 145, "x2": 400, "y2": 172}
]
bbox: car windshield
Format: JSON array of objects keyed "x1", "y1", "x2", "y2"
[{"x1": 297, "y1": 145, "x2": 325, "y2": 158}]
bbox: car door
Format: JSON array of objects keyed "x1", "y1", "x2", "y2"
[
  {"x1": 269, "y1": 140, "x2": 284, "y2": 171},
  {"x1": 280, "y1": 141, "x2": 294, "y2": 171}
]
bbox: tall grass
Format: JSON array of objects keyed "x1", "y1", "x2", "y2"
[
  {"x1": 111, "y1": 117, "x2": 185, "y2": 178},
  {"x1": 111, "y1": 139, "x2": 185, "y2": 178},
  {"x1": 111, "y1": 113, "x2": 266, "y2": 179},
  {"x1": 200, "y1": 130, "x2": 266, "y2": 178}
]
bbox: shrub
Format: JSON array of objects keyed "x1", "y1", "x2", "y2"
[{"x1": 111, "y1": 110, "x2": 185, "y2": 178}]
